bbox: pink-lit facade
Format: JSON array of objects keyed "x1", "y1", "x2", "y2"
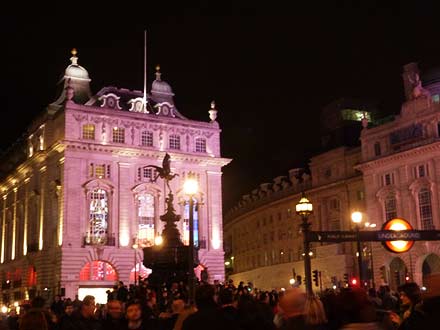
[
  {"x1": 0, "y1": 51, "x2": 231, "y2": 303},
  {"x1": 357, "y1": 63, "x2": 440, "y2": 288}
]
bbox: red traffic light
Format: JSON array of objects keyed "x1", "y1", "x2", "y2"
[{"x1": 351, "y1": 278, "x2": 358, "y2": 285}]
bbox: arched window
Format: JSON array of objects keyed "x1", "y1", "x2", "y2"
[
  {"x1": 137, "y1": 193, "x2": 155, "y2": 247},
  {"x1": 418, "y1": 188, "x2": 434, "y2": 229},
  {"x1": 79, "y1": 261, "x2": 117, "y2": 281},
  {"x1": 88, "y1": 189, "x2": 108, "y2": 244},
  {"x1": 183, "y1": 198, "x2": 199, "y2": 247},
  {"x1": 385, "y1": 194, "x2": 397, "y2": 221}
]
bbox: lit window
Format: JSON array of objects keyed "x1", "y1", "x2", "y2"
[
  {"x1": 195, "y1": 138, "x2": 206, "y2": 153},
  {"x1": 183, "y1": 198, "x2": 199, "y2": 247},
  {"x1": 385, "y1": 194, "x2": 397, "y2": 221},
  {"x1": 82, "y1": 124, "x2": 95, "y2": 140},
  {"x1": 79, "y1": 261, "x2": 117, "y2": 281},
  {"x1": 418, "y1": 188, "x2": 434, "y2": 229},
  {"x1": 88, "y1": 189, "x2": 108, "y2": 244},
  {"x1": 112, "y1": 127, "x2": 125, "y2": 143},
  {"x1": 137, "y1": 193, "x2": 155, "y2": 248},
  {"x1": 432, "y1": 94, "x2": 440, "y2": 103},
  {"x1": 95, "y1": 165, "x2": 105, "y2": 178},
  {"x1": 141, "y1": 131, "x2": 153, "y2": 147},
  {"x1": 169, "y1": 134, "x2": 180, "y2": 150}
]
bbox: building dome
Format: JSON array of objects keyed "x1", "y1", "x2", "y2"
[
  {"x1": 151, "y1": 65, "x2": 174, "y2": 96},
  {"x1": 64, "y1": 48, "x2": 90, "y2": 80}
]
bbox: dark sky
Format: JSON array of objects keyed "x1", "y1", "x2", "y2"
[{"x1": 2, "y1": 2, "x2": 440, "y2": 211}]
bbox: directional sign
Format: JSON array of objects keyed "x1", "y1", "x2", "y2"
[{"x1": 307, "y1": 230, "x2": 440, "y2": 243}]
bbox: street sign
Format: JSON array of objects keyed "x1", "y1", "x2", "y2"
[
  {"x1": 307, "y1": 229, "x2": 440, "y2": 242},
  {"x1": 381, "y1": 218, "x2": 414, "y2": 253}
]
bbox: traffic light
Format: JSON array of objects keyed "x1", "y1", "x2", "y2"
[
  {"x1": 351, "y1": 277, "x2": 358, "y2": 286},
  {"x1": 296, "y1": 275, "x2": 302, "y2": 285},
  {"x1": 343, "y1": 273, "x2": 349, "y2": 285},
  {"x1": 312, "y1": 270, "x2": 319, "y2": 287}
]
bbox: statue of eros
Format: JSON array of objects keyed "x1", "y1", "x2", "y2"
[{"x1": 143, "y1": 153, "x2": 179, "y2": 192}]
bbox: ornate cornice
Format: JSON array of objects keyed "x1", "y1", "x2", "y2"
[
  {"x1": 62, "y1": 140, "x2": 231, "y2": 167},
  {"x1": 356, "y1": 140, "x2": 440, "y2": 172}
]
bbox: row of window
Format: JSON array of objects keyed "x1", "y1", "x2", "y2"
[
  {"x1": 82, "y1": 125, "x2": 207, "y2": 152},
  {"x1": 384, "y1": 188, "x2": 434, "y2": 229},
  {"x1": 88, "y1": 189, "x2": 200, "y2": 248},
  {"x1": 381, "y1": 164, "x2": 429, "y2": 187}
]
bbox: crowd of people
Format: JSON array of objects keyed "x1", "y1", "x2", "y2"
[{"x1": 0, "y1": 273, "x2": 439, "y2": 330}]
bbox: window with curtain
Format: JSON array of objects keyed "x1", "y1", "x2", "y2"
[
  {"x1": 418, "y1": 188, "x2": 434, "y2": 229},
  {"x1": 183, "y1": 198, "x2": 199, "y2": 247},
  {"x1": 88, "y1": 189, "x2": 108, "y2": 243},
  {"x1": 137, "y1": 193, "x2": 155, "y2": 247}
]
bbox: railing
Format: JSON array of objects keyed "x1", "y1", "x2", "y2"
[{"x1": 82, "y1": 233, "x2": 116, "y2": 247}]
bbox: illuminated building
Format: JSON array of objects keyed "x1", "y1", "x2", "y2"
[
  {"x1": 357, "y1": 62, "x2": 440, "y2": 288},
  {"x1": 0, "y1": 50, "x2": 230, "y2": 303}
]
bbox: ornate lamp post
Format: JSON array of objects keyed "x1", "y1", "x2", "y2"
[
  {"x1": 351, "y1": 211, "x2": 364, "y2": 286},
  {"x1": 183, "y1": 172, "x2": 199, "y2": 304},
  {"x1": 296, "y1": 192, "x2": 313, "y2": 296}
]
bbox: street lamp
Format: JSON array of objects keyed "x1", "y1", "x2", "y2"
[
  {"x1": 183, "y1": 172, "x2": 199, "y2": 305},
  {"x1": 351, "y1": 211, "x2": 364, "y2": 286},
  {"x1": 132, "y1": 238, "x2": 138, "y2": 286},
  {"x1": 296, "y1": 192, "x2": 313, "y2": 296}
]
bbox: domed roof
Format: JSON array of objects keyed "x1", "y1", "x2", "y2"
[
  {"x1": 65, "y1": 48, "x2": 90, "y2": 80},
  {"x1": 151, "y1": 65, "x2": 174, "y2": 96}
]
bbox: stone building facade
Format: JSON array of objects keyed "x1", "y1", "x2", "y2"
[
  {"x1": 225, "y1": 63, "x2": 440, "y2": 292},
  {"x1": 0, "y1": 50, "x2": 230, "y2": 304},
  {"x1": 357, "y1": 62, "x2": 440, "y2": 289},
  {"x1": 224, "y1": 146, "x2": 366, "y2": 291}
]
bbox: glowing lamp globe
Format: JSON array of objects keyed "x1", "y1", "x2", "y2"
[{"x1": 296, "y1": 194, "x2": 313, "y2": 216}]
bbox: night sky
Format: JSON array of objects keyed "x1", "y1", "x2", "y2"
[{"x1": 2, "y1": 2, "x2": 440, "y2": 211}]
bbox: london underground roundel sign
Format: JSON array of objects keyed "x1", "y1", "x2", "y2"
[{"x1": 382, "y1": 218, "x2": 414, "y2": 253}]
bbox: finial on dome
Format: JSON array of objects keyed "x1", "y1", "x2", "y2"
[
  {"x1": 155, "y1": 65, "x2": 161, "y2": 81},
  {"x1": 70, "y1": 48, "x2": 78, "y2": 65},
  {"x1": 361, "y1": 112, "x2": 368, "y2": 129},
  {"x1": 208, "y1": 100, "x2": 218, "y2": 122}
]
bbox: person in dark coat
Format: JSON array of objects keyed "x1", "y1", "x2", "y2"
[
  {"x1": 50, "y1": 295, "x2": 64, "y2": 318},
  {"x1": 63, "y1": 295, "x2": 102, "y2": 330},
  {"x1": 388, "y1": 282, "x2": 423, "y2": 330},
  {"x1": 101, "y1": 300, "x2": 126, "y2": 330},
  {"x1": 182, "y1": 284, "x2": 240, "y2": 330},
  {"x1": 419, "y1": 273, "x2": 440, "y2": 328},
  {"x1": 124, "y1": 300, "x2": 152, "y2": 330},
  {"x1": 58, "y1": 301, "x2": 75, "y2": 330}
]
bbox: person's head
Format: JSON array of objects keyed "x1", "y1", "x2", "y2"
[
  {"x1": 31, "y1": 296, "x2": 46, "y2": 309},
  {"x1": 304, "y1": 296, "x2": 327, "y2": 326},
  {"x1": 218, "y1": 288, "x2": 234, "y2": 306},
  {"x1": 126, "y1": 301, "x2": 142, "y2": 322},
  {"x1": 107, "y1": 300, "x2": 123, "y2": 320},
  {"x1": 171, "y1": 299, "x2": 185, "y2": 314},
  {"x1": 398, "y1": 282, "x2": 421, "y2": 306},
  {"x1": 338, "y1": 288, "x2": 375, "y2": 323},
  {"x1": 19, "y1": 310, "x2": 48, "y2": 330},
  {"x1": 195, "y1": 284, "x2": 216, "y2": 309},
  {"x1": 64, "y1": 302, "x2": 74, "y2": 316},
  {"x1": 54, "y1": 295, "x2": 61, "y2": 302},
  {"x1": 81, "y1": 295, "x2": 96, "y2": 318},
  {"x1": 278, "y1": 288, "x2": 306, "y2": 318}
]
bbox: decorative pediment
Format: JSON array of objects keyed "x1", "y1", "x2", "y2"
[
  {"x1": 128, "y1": 97, "x2": 148, "y2": 113},
  {"x1": 82, "y1": 178, "x2": 114, "y2": 194},
  {"x1": 376, "y1": 186, "x2": 400, "y2": 201},
  {"x1": 409, "y1": 177, "x2": 433, "y2": 195},
  {"x1": 155, "y1": 102, "x2": 175, "y2": 118},
  {"x1": 99, "y1": 93, "x2": 122, "y2": 110},
  {"x1": 132, "y1": 182, "x2": 162, "y2": 195}
]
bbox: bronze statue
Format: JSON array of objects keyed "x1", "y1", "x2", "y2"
[{"x1": 144, "y1": 153, "x2": 178, "y2": 192}]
